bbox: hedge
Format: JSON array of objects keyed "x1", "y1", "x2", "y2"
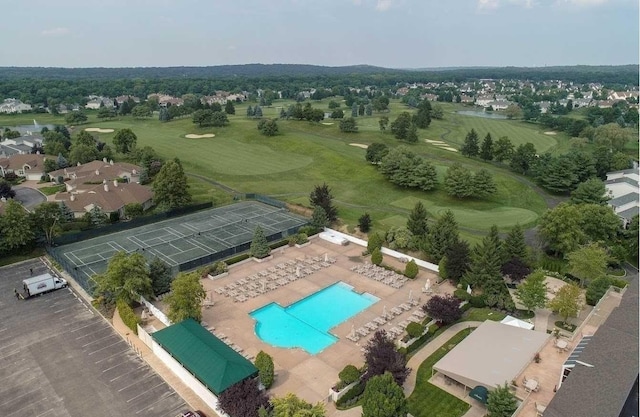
[
  {"x1": 339, "y1": 365, "x2": 361, "y2": 385},
  {"x1": 117, "y1": 299, "x2": 140, "y2": 335},
  {"x1": 454, "y1": 289, "x2": 471, "y2": 301},
  {"x1": 255, "y1": 351, "x2": 275, "y2": 389},
  {"x1": 469, "y1": 295, "x2": 486, "y2": 308},
  {"x1": 406, "y1": 322, "x2": 425, "y2": 338},
  {"x1": 225, "y1": 253, "x2": 251, "y2": 265},
  {"x1": 336, "y1": 381, "x2": 365, "y2": 408}
]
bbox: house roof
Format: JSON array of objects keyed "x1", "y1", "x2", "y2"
[
  {"x1": 151, "y1": 319, "x2": 258, "y2": 395},
  {"x1": 0, "y1": 153, "x2": 50, "y2": 173},
  {"x1": 49, "y1": 160, "x2": 141, "y2": 183},
  {"x1": 500, "y1": 315, "x2": 535, "y2": 330},
  {"x1": 609, "y1": 192, "x2": 639, "y2": 207},
  {"x1": 55, "y1": 181, "x2": 152, "y2": 214},
  {"x1": 617, "y1": 206, "x2": 640, "y2": 221},
  {"x1": 544, "y1": 276, "x2": 639, "y2": 417},
  {"x1": 433, "y1": 321, "x2": 549, "y2": 390}
]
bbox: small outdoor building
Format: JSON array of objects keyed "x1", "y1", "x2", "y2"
[
  {"x1": 500, "y1": 315, "x2": 535, "y2": 330},
  {"x1": 151, "y1": 319, "x2": 258, "y2": 415},
  {"x1": 432, "y1": 321, "x2": 548, "y2": 393}
]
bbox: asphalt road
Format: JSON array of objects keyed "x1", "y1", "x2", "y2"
[
  {"x1": 13, "y1": 186, "x2": 46, "y2": 210},
  {"x1": 0, "y1": 259, "x2": 187, "y2": 417}
]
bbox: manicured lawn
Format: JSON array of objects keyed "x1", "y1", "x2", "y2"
[
  {"x1": 407, "y1": 328, "x2": 473, "y2": 417},
  {"x1": 462, "y1": 307, "x2": 507, "y2": 322},
  {"x1": 39, "y1": 185, "x2": 66, "y2": 195}
]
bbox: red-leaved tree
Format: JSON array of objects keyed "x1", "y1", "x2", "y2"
[
  {"x1": 363, "y1": 330, "x2": 410, "y2": 386},
  {"x1": 423, "y1": 294, "x2": 462, "y2": 325},
  {"x1": 217, "y1": 378, "x2": 270, "y2": 417}
]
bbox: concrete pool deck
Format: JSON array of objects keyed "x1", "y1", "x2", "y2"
[{"x1": 193, "y1": 238, "x2": 440, "y2": 404}]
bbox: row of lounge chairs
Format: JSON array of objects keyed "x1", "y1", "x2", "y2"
[
  {"x1": 214, "y1": 256, "x2": 336, "y2": 302},
  {"x1": 350, "y1": 263, "x2": 408, "y2": 289},
  {"x1": 346, "y1": 299, "x2": 424, "y2": 343}
]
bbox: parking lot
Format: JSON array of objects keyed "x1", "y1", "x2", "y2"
[{"x1": 0, "y1": 259, "x2": 187, "y2": 417}]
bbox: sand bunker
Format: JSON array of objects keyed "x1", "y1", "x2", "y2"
[
  {"x1": 349, "y1": 143, "x2": 369, "y2": 149},
  {"x1": 544, "y1": 131, "x2": 557, "y2": 135},
  {"x1": 321, "y1": 122, "x2": 334, "y2": 125},
  {"x1": 442, "y1": 147, "x2": 459, "y2": 152},
  {"x1": 185, "y1": 133, "x2": 216, "y2": 139},
  {"x1": 85, "y1": 128, "x2": 115, "y2": 133},
  {"x1": 425, "y1": 139, "x2": 446, "y2": 144}
]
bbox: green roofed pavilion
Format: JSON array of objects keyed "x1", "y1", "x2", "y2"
[{"x1": 151, "y1": 318, "x2": 258, "y2": 395}]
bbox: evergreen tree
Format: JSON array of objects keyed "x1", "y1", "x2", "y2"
[
  {"x1": 365, "y1": 104, "x2": 372, "y2": 116},
  {"x1": 246, "y1": 105, "x2": 254, "y2": 117},
  {"x1": 503, "y1": 224, "x2": 528, "y2": 262},
  {"x1": 570, "y1": 178, "x2": 609, "y2": 205},
  {"x1": 362, "y1": 372, "x2": 408, "y2": 417},
  {"x1": 310, "y1": 205, "x2": 328, "y2": 231},
  {"x1": 472, "y1": 169, "x2": 497, "y2": 198},
  {"x1": 444, "y1": 163, "x2": 474, "y2": 198},
  {"x1": 225, "y1": 100, "x2": 235, "y2": 115},
  {"x1": 444, "y1": 239, "x2": 471, "y2": 283},
  {"x1": 351, "y1": 103, "x2": 358, "y2": 117},
  {"x1": 158, "y1": 107, "x2": 170, "y2": 122},
  {"x1": 149, "y1": 258, "x2": 173, "y2": 296},
  {"x1": 493, "y1": 136, "x2": 514, "y2": 163},
  {"x1": 309, "y1": 183, "x2": 337, "y2": 222},
  {"x1": 486, "y1": 383, "x2": 518, "y2": 417},
  {"x1": 390, "y1": 112, "x2": 412, "y2": 140},
  {"x1": 152, "y1": 159, "x2": 192, "y2": 210},
  {"x1": 250, "y1": 226, "x2": 271, "y2": 259},
  {"x1": 413, "y1": 99, "x2": 432, "y2": 129},
  {"x1": 480, "y1": 133, "x2": 494, "y2": 161},
  {"x1": 465, "y1": 227, "x2": 504, "y2": 300},
  {"x1": 407, "y1": 201, "x2": 429, "y2": 237},
  {"x1": 253, "y1": 105, "x2": 263, "y2": 117},
  {"x1": 460, "y1": 129, "x2": 479, "y2": 157},
  {"x1": 57, "y1": 153, "x2": 68, "y2": 169},
  {"x1": 371, "y1": 247, "x2": 383, "y2": 266},
  {"x1": 509, "y1": 143, "x2": 537, "y2": 175},
  {"x1": 358, "y1": 212, "x2": 372, "y2": 233},
  {"x1": 413, "y1": 160, "x2": 439, "y2": 191},
  {"x1": 423, "y1": 210, "x2": 459, "y2": 263},
  {"x1": 405, "y1": 124, "x2": 418, "y2": 143}
]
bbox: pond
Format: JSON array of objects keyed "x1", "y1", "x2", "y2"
[
  {"x1": 456, "y1": 110, "x2": 507, "y2": 120},
  {"x1": 4, "y1": 123, "x2": 55, "y2": 135}
]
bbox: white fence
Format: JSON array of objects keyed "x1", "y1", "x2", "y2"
[
  {"x1": 323, "y1": 228, "x2": 439, "y2": 273},
  {"x1": 139, "y1": 295, "x2": 171, "y2": 326}
]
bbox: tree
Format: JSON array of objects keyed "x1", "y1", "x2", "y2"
[
  {"x1": 390, "y1": 112, "x2": 413, "y2": 140},
  {"x1": 358, "y1": 212, "x2": 372, "y2": 233},
  {"x1": 444, "y1": 163, "x2": 474, "y2": 198},
  {"x1": 501, "y1": 257, "x2": 531, "y2": 282},
  {"x1": 424, "y1": 210, "x2": 459, "y2": 263},
  {"x1": 124, "y1": 202, "x2": 144, "y2": 219},
  {"x1": 486, "y1": 383, "x2": 518, "y2": 417},
  {"x1": 431, "y1": 103, "x2": 444, "y2": 120},
  {"x1": 330, "y1": 109, "x2": 344, "y2": 119},
  {"x1": 624, "y1": 215, "x2": 639, "y2": 258},
  {"x1": 88, "y1": 205, "x2": 108, "y2": 226},
  {"x1": 0, "y1": 200, "x2": 35, "y2": 251},
  {"x1": 503, "y1": 224, "x2": 527, "y2": 261},
  {"x1": 365, "y1": 104, "x2": 373, "y2": 116},
  {"x1": 362, "y1": 372, "x2": 408, "y2": 417},
  {"x1": 351, "y1": 102, "x2": 358, "y2": 118},
  {"x1": 570, "y1": 178, "x2": 608, "y2": 205},
  {"x1": 149, "y1": 258, "x2": 173, "y2": 296},
  {"x1": 514, "y1": 269, "x2": 548, "y2": 313},
  {"x1": 258, "y1": 119, "x2": 279, "y2": 136},
  {"x1": 0, "y1": 179, "x2": 16, "y2": 199},
  {"x1": 413, "y1": 99, "x2": 432, "y2": 129},
  {"x1": 547, "y1": 283, "x2": 583, "y2": 325},
  {"x1": 407, "y1": 201, "x2": 429, "y2": 238},
  {"x1": 371, "y1": 247, "x2": 383, "y2": 266},
  {"x1": 96, "y1": 105, "x2": 115, "y2": 119},
  {"x1": 65, "y1": 111, "x2": 88, "y2": 124},
  {"x1": 404, "y1": 260, "x2": 419, "y2": 279},
  {"x1": 364, "y1": 144, "x2": 388, "y2": 166},
  {"x1": 460, "y1": 129, "x2": 479, "y2": 157},
  {"x1": 166, "y1": 272, "x2": 206, "y2": 323},
  {"x1": 423, "y1": 295, "x2": 462, "y2": 325},
  {"x1": 339, "y1": 117, "x2": 358, "y2": 133},
  {"x1": 585, "y1": 276, "x2": 615, "y2": 306},
  {"x1": 255, "y1": 350, "x2": 275, "y2": 389},
  {"x1": 250, "y1": 226, "x2": 271, "y2": 259},
  {"x1": 271, "y1": 393, "x2": 324, "y2": 417},
  {"x1": 367, "y1": 232, "x2": 384, "y2": 254},
  {"x1": 378, "y1": 116, "x2": 389, "y2": 132},
  {"x1": 465, "y1": 228, "x2": 504, "y2": 298},
  {"x1": 567, "y1": 243, "x2": 608, "y2": 287},
  {"x1": 443, "y1": 239, "x2": 471, "y2": 283},
  {"x1": 363, "y1": 330, "x2": 410, "y2": 385},
  {"x1": 538, "y1": 203, "x2": 586, "y2": 256},
  {"x1": 480, "y1": 133, "x2": 494, "y2": 161},
  {"x1": 310, "y1": 205, "x2": 328, "y2": 231},
  {"x1": 493, "y1": 136, "x2": 514, "y2": 163},
  {"x1": 56, "y1": 153, "x2": 68, "y2": 169},
  {"x1": 509, "y1": 143, "x2": 537, "y2": 175},
  {"x1": 112, "y1": 128, "x2": 137, "y2": 154},
  {"x1": 504, "y1": 104, "x2": 523, "y2": 120},
  {"x1": 225, "y1": 100, "x2": 236, "y2": 115},
  {"x1": 31, "y1": 202, "x2": 66, "y2": 246},
  {"x1": 152, "y1": 159, "x2": 192, "y2": 210},
  {"x1": 131, "y1": 105, "x2": 152, "y2": 118},
  {"x1": 69, "y1": 143, "x2": 99, "y2": 165},
  {"x1": 93, "y1": 252, "x2": 152, "y2": 304},
  {"x1": 246, "y1": 105, "x2": 254, "y2": 118},
  {"x1": 309, "y1": 183, "x2": 337, "y2": 222},
  {"x1": 536, "y1": 155, "x2": 580, "y2": 194},
  {"x1": 211, "y1": 111, "x2": 230, "y2": 127},
  {"x1": 472, "y1": 169, "x2": 497, "y2": 198},
  {"x1": 218, "y1": 378, "x2": 270, "y2": 417},
  {"x1": 594, "y1": 123, "x2": 633, "y2": 151}
]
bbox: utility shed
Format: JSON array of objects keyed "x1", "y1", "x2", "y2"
[
  {"x1": 433, "y1": 321, "x2": 548, "y2": 390},
  {"x1": 152, "y1": 318, "x2": 258, "y2": 395}
]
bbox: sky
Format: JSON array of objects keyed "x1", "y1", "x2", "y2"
[{"x1": 1, "y1": 0, "x2": 638, "y2": 68}]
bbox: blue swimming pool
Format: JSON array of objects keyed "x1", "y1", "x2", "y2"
[{"x1": 250, "y1": 282, "x2": 379, "y2": 354}]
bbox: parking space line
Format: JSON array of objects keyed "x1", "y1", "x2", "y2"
[
  {"x1": 6, "y1": 395, "x2": 49, "y2": 417},
  {"x1": 75, "y1": 326, "x2": 111, "y2": 339},
  {"x1": 0, "y1": 342, "x2": 17, "y2": 350},
  {"x1": 101, "y1": 361, "x2": 127, "y2": 373},
  {"x1": 95, "y1": 348, "x2": 131, "y2": 364},
  {"x1": 69, "y1": 322, "x2": 99, "y2": 333},
  {"x1": 88, "y1": 340, "x2": 123, "y2": 355},
  {"x1": 81, "y1": 334, "x2": 115, "y2": 348},
  {"x1": 0, "y1": 388, "x2": 39, "y2": 408},
  {"x1": 117, "y1": 373, "x2": 155, "y2": 392},
  {"x1": 0, "y1": 349, "x2": 20, "y2": 361},
  {"x1": 110, "y1": 364, "x2": 145, "y2": 382},
  {"x1": 134, "y1": 391, "x2": 177, "y2": 414},
  {"x1": 34, "y1": 408, "x2": 54, "y2": 417},
  {"x1": 126, "y1": 381, "x2": 166, "y2": 403}
]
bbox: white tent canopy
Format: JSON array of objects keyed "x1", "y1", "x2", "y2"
[{"x1": 500, "y1": 315, "x2": 535, "y2": 330}]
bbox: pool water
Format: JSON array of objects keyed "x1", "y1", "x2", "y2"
[{"x1": 250, "y1": 282, "x2": 378, "y2": 354}]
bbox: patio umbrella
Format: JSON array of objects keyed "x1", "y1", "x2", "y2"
[
  {"x1": 349, "y1": 324, "x2": 355, "y2": 338},
  {"x1": 467, "y1": 284, "x2": 472, "y2": 295},
  {"x1": 296, "y1": 267, "x2": 301, "y2": 277},
  {"x1": 261, "y1": 280, "x2": 266, "y2": 291},
  {"x1": 383, "y1": 305, "x2": 387, "y2": 318},
  {"x1": 469, "y1": 386, "x2": 489, "y2": 404},
  {"x1": 425, "y1": 279, "x2": 431, "y2": 292},
  {"x1": 408, "y1": 290, "x2": 413, "y2": 302},
  {"x1": 324, "y1": 253, "x2": 329, "y2": 262}
]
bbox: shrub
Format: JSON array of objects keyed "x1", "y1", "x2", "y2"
[
  {"x1": 404, "y1": 260, "x2": 419, "y2": 279},
  {"x1": 225, "y1": 253, "x2": 250, "y2": 265},
  {"x1": 470, "y1": 295, "x2": 487, "y2": 308},
  {"x1": 367, "y1": 232, "x2": 384, "y2": 254},
  {"x1": 254, "y1": 351, "x2": 275, "y2": 389},
  {"x1": 295, "y1": 233, "x2": 309, "y2": 245},
  {"x1": 406, "y1": 322, "x2": 425, "y2": 338},
  {"x1": 339, "y1": 365, "x2": 361, "y2": 385},
  {"x1": 288, "y1": 235, "x2": 297, "y2": 246},
  {"x1": 298, "y1": 225, "x2": 317, "y2": 236},
  {"x1": 586, "y1": 276, "x2": 613, "y2": 306},
  {"x1": 371, "y1": 248, "x2": 383, "y2": 266},
  {"x1": 116, "y1": 299, "x2": 140, "y2": 334},
  {"x1": 453, "y1": 289, "x2": 471, "y2": 301},
  {"x1": 336, "y1": 381, "x2": 365, "y2": 408}
]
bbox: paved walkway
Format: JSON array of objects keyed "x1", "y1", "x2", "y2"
[{"x1": 533, "y1": 309, "x2": 550, "y2": 332}]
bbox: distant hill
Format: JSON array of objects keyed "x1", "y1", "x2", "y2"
[{"x1": 0, "y1": 64, "x2": 637, "y2": 84}]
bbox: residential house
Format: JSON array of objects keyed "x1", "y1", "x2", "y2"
[
  {"x1": 147, "y1": 94, "x2": 184, "y2": 107},
  {"x1": 48, "y1": 159, "x2": 142, "y2": 192},
  {"x1": 608, "y1": 91, "x2": 639, "y2": 102},
  {"x1": 486, "y1": 100, "x2": 512, "y2": 111},
  {"x1": 459, "y1": 94, "x2": 474, "y2": 104},
  {"x1": 55, "y1": 180, "x2": 153, "y2": 218},
  {"x1": 605, "y1": 168, "x2": 639, "y2": 227},
  {"x1": 0, "y1": 135, "x2": 43, "y2": 158},
  {"x1": 85, "y1": 96, "x2": 114, "y2": 110},
  {"x1": 475, "y1": 95, "x2": 494, "y2": 107},
  {"x1": 596, "y1": 100, "x2": 615, "y2": 108},
  {"x1": 572, "y1": 98, "x2": 593, "y2": 108},
  {"x1": 537, "y1": 101, "x2": 552, "y2": 114},
  {"x1": 421, "y1": 93, "x2": 438, "y2": 102},
  {"x1": 0, "y1": 153, "x2": 50, "y2": 180},
  {"x1": 0, "y1": 98, "x2": 32, "y2": 114},
  {"x1": 115, "y1": 95, "x2": 140, "y2": 105}
]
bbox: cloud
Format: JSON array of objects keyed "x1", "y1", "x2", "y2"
[
  {"x1": 227, "y1": 45, "x2": 237, "y2": 51},
  {"x1": 375, "y1": 0, "x2": 393, "y2": 11},
  {"x1": 41, "y1": 27, "x2": 70, "y2": 37},
  {"x1": 509, "y1": 0, "x2": 536, "y2": 7},
  {"x1": 477, "y1": 0, "x2": 500, "y2": 10},
  {"x1": 560, "y1": 0, "x2": 609, "y2": 5}
]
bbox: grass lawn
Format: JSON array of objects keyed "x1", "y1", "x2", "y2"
[
  {"x1": 0, "y1": 247, "x2": 46, "y2": 267},
  {"x1": 407, "y1": 328, "x2": 473, "y2": 417},
  {"x1": 462, "y1": 307, "x2": 507, "y2": 322},
  {"x1": 39, "y1": 184, "x2": 66, "y2": 195}
]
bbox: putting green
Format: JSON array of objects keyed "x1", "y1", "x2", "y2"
[{"x1": 391, "y1": 196, "x2": 538, "y2": 230}]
